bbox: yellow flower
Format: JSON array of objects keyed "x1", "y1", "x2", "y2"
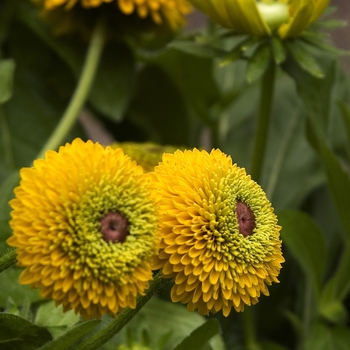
[
  {"x1": 188, "y1": 0, "x2": 329, "y2": 39},
  {"x1": 112, "y1": 141, "x2": 179, "y2": 173},
  {"x1": 33, "y1": 0, "x2": 191, "y2": 33},
  {"x1": 7, "y1": 138, "x2": 159, "y2": 320},
  {"x1": 149, "y1": 149, "x2": 284, "y2": 316}
]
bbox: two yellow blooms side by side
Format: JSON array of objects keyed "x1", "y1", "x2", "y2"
[
  {"x1": 188, "y1": 0, "x2": 329, "y2": 39},
  {"x1": 149, "y1": 149, "x2": 284, "y2": 316},
  {"x1": 7, "y1": 140, "x2": 284, "y2": 318}
]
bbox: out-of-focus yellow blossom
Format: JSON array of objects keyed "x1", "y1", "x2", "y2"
[
  {"x1": 33, "y1": 0, "x2": 192, "y2": 34},
  {"x1": 188, "y1": 0, "x2": 329, "y2": 39}
]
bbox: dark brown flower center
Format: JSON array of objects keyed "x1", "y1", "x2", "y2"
[
  {"x1": 235, "y1": 201, "x2": 256, "y2": 237},
  {"x1": 100, "y1": 211, "x2": 129, "y2": 243}
]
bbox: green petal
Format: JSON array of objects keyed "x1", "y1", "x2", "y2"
[
  {"x1": 278, "y1": 0, "x2": 315, "y2": 39},
  {"x1": 224, "y1": 0, "x2": 271, "y2": 37}
]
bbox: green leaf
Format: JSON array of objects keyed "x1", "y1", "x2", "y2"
[
  {"x1": 283, "y1": 56, "x2": 335, "y2": 132},
  {"x1": 286, "y1": 40, "x2": 324, "y2": 78},
  {"x1": 172, "y1": 319, "x2": 220, "y2": 350},
  {"x1": 320, "y1": 242, "x2": 350, "y2": 321},
  {"x1": 35, "y1": 301, "x2": 80, "y2": 338},
  {"x1": 338, "y1": 100, "x2": 350, "y2": 149},
  {"x1": 0, "y1": 312, "x2": 52, "y2": 350},
  {"x1": 246, "y1": 43, "x2": 271, "y2": 83},
  {"x1": 0, "y1": 59, "x2": 16, "y2": 104},
  {"x1": 220, "y1": 37, "x2": 258, "y2": 67},
  {"x1": 278, "y1": 210, "x2": 327, "y2": 299},
  {"x1": 128, "y1": 64, "x2": 190, "y2": 144},
  {"x1": 260, "y1": 341, "x2": 288, "y2": 350},
  {"x1": 88, "y1": 43, "x2": 135, "y2": 121},
  {"x1": 300, "y1": 32, "x2": 350, "y2": 56},
  {"x1": 154, "y1": 48, "x2": 220, "y2": 124},
  {"x1": 304, "y1": 323, "x2": 350, "y2": 350},
  {"x1": 306, "y1": 122, "x2": 350, "y2": 239},
  {"x1": 168, "y1": 40, "x2": 227, "y2": 59},
  {"x1": 18, "y1": 4, "x2": 134, "y2": 122},
  {"x1": 271, "y1": 36, "x2": 287, "y2": 65},
  {"x1": 0, "y1": 268, "x2": 42, "y2": 307},
  {"x1": 38, "y1": 320, "x2": 100, "y2": 350},
  {"x1": 100, "y1": 297, "x2": 225, "y2": 350}
]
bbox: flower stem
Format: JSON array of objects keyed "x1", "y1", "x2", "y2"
[
  {"x1": 36, "y1": 16, "x2": 106, "y2": 159},
  {"x1": 74, "y1": 273, "x2": 164, "y2": 350},
  {"x1": 243, "y1": 307, "x2": 261, "y2": 350},
  {"x1": 250, "y1": 61, "x2": 276, "y2": 183},
  {"x1": 0, "y1": 249, "x2": 16, "y2": 274}
]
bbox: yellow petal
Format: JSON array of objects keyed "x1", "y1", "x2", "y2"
[{"x1": 278, "y1": 0, "x2": 314, "y2": 38}]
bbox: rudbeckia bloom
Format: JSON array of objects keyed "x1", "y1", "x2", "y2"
[
  {"x1": 188, "y1": 0, "x2": 329, "y2": 39},
  {"x1": 7, "y1": 138, "x2": 159, "y2": 319},
  {"x1": 33, "y1": 0, "x2": 191, "y2": 33},
  {"x1": 150, "y1": 149, "x2": 284, "y2": 316}
]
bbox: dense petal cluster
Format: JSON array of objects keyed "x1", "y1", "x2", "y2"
[
  {"x1": 149, "y1": 149, "x2": 284, "y2": 316},
  {"x1": 188, "y1": 0, "x2": 329, "y2": 39},
  {"x1": 33, "y1": 0, "x2": 191, "y2": 32},
  {"x1": 7, "y1": 138, "x2": 159, "y2": 319}
]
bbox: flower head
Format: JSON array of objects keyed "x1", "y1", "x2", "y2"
[
  {"x1": 33, "y1": 0, "x2": 191, "y2": 36},
  {"x1": 188, "y1": 0, "x2": 329, "y2": 39},
  {"x1": 149, "y1": 149, "x2": 284, "y2": 316},
  {"x1": 7, "y1": 138, "x2": 159, "y2": 319}
]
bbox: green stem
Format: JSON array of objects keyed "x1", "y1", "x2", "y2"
[
  {"x1": 250, "y1": 61, "x2": 276, "y2": 183},
  {"x1": 36, "y1": 16, "x2": 106, "y2": 159},
  {"x1": 0, "y1": 249, "x2": 16, "y2": 274},
  {"x1": 73, "y1": 272, "x2": 164, "y2": 350},
  {"x1": 243, "y1": 307, "x2": 261, "y2": 350}
]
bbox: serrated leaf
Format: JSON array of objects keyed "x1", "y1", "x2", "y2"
[
  {"x1": 168, "y1": 40, "x2": 227, "y2": 59},
  {"x1": 38, "y1": 320, "x2": 100, "y2": 350},
  {"x1": 279, "y1": 210, "x2": 327, "y2": 299},
  {"x1": 172, "y1": 319, "x2": 220, "y2": 350},
  {"x1": 246, "y1": 43, "x2": 271, "y2": 83},
  {"x1": 286, "y1": 40, "x2": 324, "y2": 78},
  {"x1": 271, "y1": 36, "x2": 286, "y2": 65},
  {"x1": 0, "y1": 59, "x2": 16, "y2": 104},
  {"x1": 0, "y1": 312, "x2": 52, "y2": 350}
]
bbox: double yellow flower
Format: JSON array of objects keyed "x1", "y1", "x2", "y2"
[{"x1": 189, "y1": 0, "x2": 329, "y2": 39}]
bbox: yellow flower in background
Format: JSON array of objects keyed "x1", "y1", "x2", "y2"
[
  {"x1": 33, "y1": 0, "x2": 191, "y2": 33},
  {"x1": 188, "y1": 0, "x2": 329, "y2": 39},
  {"x1": 7, "y1": 138, "x2": 159, "y2": 319},
  {"x1": 112, "y1": 141, "x2": 179, "y2": 173},
  {"x1": 149, "y1": 149, "x2": 284, "y2": 316}
]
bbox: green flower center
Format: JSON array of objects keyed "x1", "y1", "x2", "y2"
[
  {"x1": 100, "y1": 211, "x2": 129, "y2": 243},
  {"x1": 257, "y1": 1, "x2": 289, "y2": 30}
]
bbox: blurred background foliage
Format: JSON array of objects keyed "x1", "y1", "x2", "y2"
[{"x1": 1, "y1": 0, "x2": 350, "y2": 349}]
